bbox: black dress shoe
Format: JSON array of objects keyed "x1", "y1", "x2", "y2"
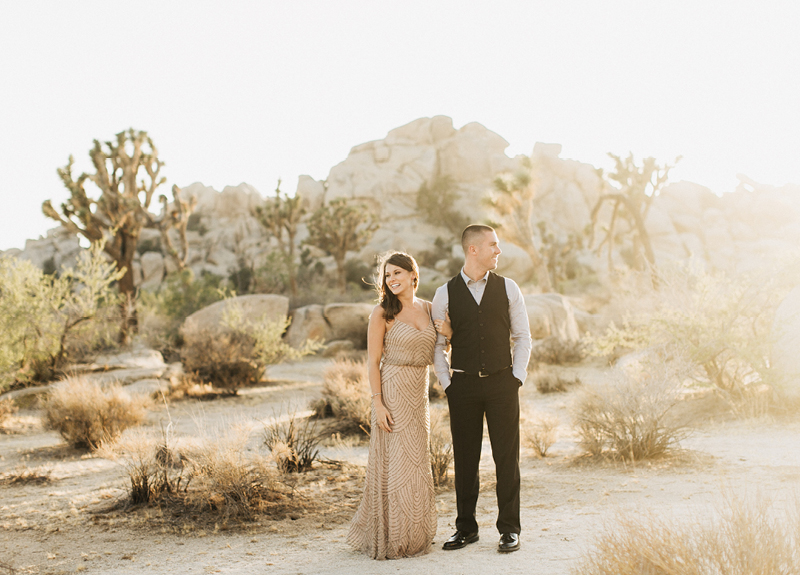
[
  {"x1": 442, "y1": 530, "x2": 479, "y2": 550},
  {"x1": 498, "y1": 533, "x2": 520, "y2": 553}
]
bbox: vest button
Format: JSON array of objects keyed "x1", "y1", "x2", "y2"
[
  {"x1": 479, "y1": 323, "x2": 483, "y2": 327},
  {"x1": 480, "y1": 336, "x2": 484, "y2": 340}
]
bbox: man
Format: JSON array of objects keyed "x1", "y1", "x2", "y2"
[{"x1": 432, "y1": 224, "x2": 532, "y2": 553}]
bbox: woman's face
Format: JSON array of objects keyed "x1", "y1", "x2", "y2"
[{"x1": 384, "y1": 263, "x2": 416, "y2": 297}]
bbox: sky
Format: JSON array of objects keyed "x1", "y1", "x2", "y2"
[{"x1": 1, "y1": 1, "x2": 798, "y2": 251}]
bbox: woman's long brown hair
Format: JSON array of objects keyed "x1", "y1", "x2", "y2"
[{"x1": 376, "y1": 252, "x2": 419, "y2": 321}]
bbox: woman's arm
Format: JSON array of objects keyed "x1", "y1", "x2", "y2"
[{"x1": 367, "y1": 305, "x2": 394, "y2": 432}]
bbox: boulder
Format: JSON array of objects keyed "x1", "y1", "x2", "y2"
[
  {"x1": 524, "y1": 294, "x2": 580, "y2": 342},
  {"x1": 495, "y1": 243, "x2": 534, "y2": 283},
  {"x1": 181, "y1": 294, "x2": 290, "y2": 340},
  {"x1": 771, "y1": 285, "x2": 800, "y2": 396},
  {"x1": 140, "y1": 251, "x2": 165, "y2": 290},
  {"x1": 323, "y1": 303, "x2": 374, "y2": 349},
  {"x1": 284, "y1": 304, "x2": 332, "y2": 348}
]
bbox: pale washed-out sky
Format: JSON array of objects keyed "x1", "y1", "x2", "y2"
[{"x1": 0, "y1": 1, "x2": 798, "y2": 251}]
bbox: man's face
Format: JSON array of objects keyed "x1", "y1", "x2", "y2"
[{"x1": 472, "y1": 231, "x2": 502, "y2": 271}]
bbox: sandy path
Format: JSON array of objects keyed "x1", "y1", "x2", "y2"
[{"x1": 3, "y1": 359, "x2": 800, "y2": 574}]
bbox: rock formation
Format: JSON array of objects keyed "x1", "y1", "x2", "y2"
[{"x1": 6, "y1": 116, "x2": 799, "y2": 290}]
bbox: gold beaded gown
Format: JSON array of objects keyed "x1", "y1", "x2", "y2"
[{"x1": 347, "y1": 317, "x2": 438, "y2": 559}]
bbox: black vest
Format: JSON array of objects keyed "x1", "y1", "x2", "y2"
[{"x1": 447, "y1": 271, "x2": 512, "y2": 375}]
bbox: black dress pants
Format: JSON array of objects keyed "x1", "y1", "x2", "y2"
[{"x1": 445, "y1": 368, "x2": 521, "y2": 535}]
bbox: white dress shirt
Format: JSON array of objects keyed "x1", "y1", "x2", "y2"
[{"x1": 431, "y1": 269, "x2": 532, "y2": 390}]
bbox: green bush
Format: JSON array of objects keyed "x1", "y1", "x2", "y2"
[
  {"x1": 0, "y1": 243, "x2": 122, "y2": 391},
  {"x1": 180, "y1": 304, "x2": 320, "y2": 392},
  {"x1": 590, "y1": 264, "x2": 791, "y2": 396},
  {"x1": 138, "y1": 269, "x2": 230, "y2": 354}
]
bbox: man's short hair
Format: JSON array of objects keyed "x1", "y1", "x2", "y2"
[{"x1": 461, "y1": 224, "x2": 496, "y2": 254}]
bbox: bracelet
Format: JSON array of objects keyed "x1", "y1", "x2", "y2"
[{"x1": 371, "y1": 392, "x2": 382, "y2": 398}]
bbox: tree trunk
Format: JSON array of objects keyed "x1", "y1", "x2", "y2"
[
  {"x1": 116, "y1": 232, "x2": 139, "y2": 345},
  {"x1": 287, "y1": 235, "x2": 298, "y2": 298},
  {"x1": 335, "y1": 257, "x2": 347, "y2": 294}
]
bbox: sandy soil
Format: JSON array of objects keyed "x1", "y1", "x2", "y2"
[{"x1": 2, "y1": 358, "x2": 800, "y2": 575}]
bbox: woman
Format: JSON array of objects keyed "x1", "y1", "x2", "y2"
[{"x1": 347, "y1": 252, "x2": 452, "y2": 559}]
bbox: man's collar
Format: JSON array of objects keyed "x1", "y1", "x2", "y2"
[{"x1": 460, "y1": 268, "x2": 490, "y2": 285}]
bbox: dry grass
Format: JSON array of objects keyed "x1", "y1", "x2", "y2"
[
  {"x1": 98, "y1": 423, "x2": 186, "y2": 505},
  {"x1": 43, "y1": 376, "x2": 149, "y2": 449},
  {"x1": 263, "y1": 408, "x2": 323, "y2": 473},
  {"x1": 311, "y1": 359, "x2": 371, "y2": 434},
  {"x1": 0, "y1": 398, "x2": 17, "y2": 431},
  {"x1": 162, "y1": 371, "x2": 227, "y2": 401},
  {"x1": 429, "y1": 406, "x2": 453, "y2": 487},
  {"x1": 531, "y1": 336, "x2": 587, "y2": 365},
  {"x1": 0, "y1": 465, "x2": 53, "y2": 486},
  {"x1": 102, "y1": 421, "x2": 297, "y2": 523},
  {"x1": 533, "y1": 370, "x2": 581, "y2": 394},
  {"x1": 573, "y1": 371, "x2": 691, "y2": 460},
  {"x1": 573, "y1": 494, "x2": 800, "y2": 575},
  {"x1": 522, "y1": 412, "x2": 559, "y2": 457},
  {"x1": 181, "y1": 424, "x2": 288, "y2": 521}
]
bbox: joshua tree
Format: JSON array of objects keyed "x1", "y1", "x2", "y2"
[
  {"x1": 42, "y1": 129, "x2": 195, "y2": 344},
  {"x1": 589, "y1": 153, "x2": 678, "y2": 274},
  {"x1": 304, "y1": 197, "x2": 378, "y2": 293},
  {"x1": 253, "y1": 179, "x2": 306, "y2": 297},
  {"x1": 488, "y1": 157, "x2": 553, "y2": 292}
]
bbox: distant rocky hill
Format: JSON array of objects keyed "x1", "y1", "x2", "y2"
[{"x1": 5, "y1": 116, "x2": 799, "y2": 291}]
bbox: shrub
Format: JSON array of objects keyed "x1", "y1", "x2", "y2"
[
  {"x1": 522, "y1": 412, "x2": 559, "y2": 458},
  {"x1": 182, "y1": 424, "x2": 282, "y2": 520},
  {"x1": 102, "y1": 422, "x2": 292, "y2": 520},
  {"x1": 590, "y1": 264, "x2": 792, "y2": 397},
  {"x1": 533, "y1": 370, "x2": 581, "y2": 394},
  {"x1": 531, "y1": 336, "x2": 587, "y2": 365},
  {"x1": 138, "y1": 269, "x2": 230, "y2": 354},
  {"x1": 263, "y1": 408, "x2": 322, "y2": 473},
  {"x1": 43, "y1": 376, "x2": 149, "y2": 449},
  {"x1": 162, "y1": 371, "x2": 220, "y2": 401},
  {"x1": 0, "y1": 242, "x2": 122, "y2": 391},
  {"x1": 573, "y1": 495, "x2": 800, "y2": 575},
  {"x1": 181, "y1": 306, "x2": 320, "y2": 392},
  {"x1": 98, "y1": 424, "x2": 186, "y2": 504},
  {"x1": 573, "y1": 370, "x2": 690, "y2": 460},
  {"x1": 312, "y1": 359, "x2": 371, "y2": 434},
  {"x1": 429, "y1": 406, "x2": 453, "y2": 487},
  {"x1": 181, "y1": 328, "x2": 263, "y2": 392}
]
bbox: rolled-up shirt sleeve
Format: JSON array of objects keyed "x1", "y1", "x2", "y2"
[
  {"x1": 431, "y1": 284, "x2": 452, "y2": 390},
  {"x1": 506, "y1": 278, "x2": 532, "y2": 385}
]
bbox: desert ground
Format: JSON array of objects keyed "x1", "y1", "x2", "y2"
[{"x1": 2, "y1": 357, "x2": 799, "y2": 575}]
